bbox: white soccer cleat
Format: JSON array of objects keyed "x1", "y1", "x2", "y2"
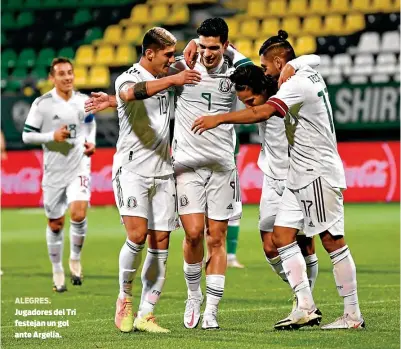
[
  {"x1": 69, "y1": 259, "x2": 83, "y2": 286},
  {"x1": 52, "y1": 271, "x2": 67, "y2": 293},
  {"x1": 184, "y1": 295, "x2": 203, "y2": 329},
  {"x1": 321, "y1": 314, "x2": 365, "y2": 330},
  {"x1": 274, "y1": 307, "x2": 322, "y2": 330},
  {"x1": 227, "y1": 258, "x2": 245, "y2": 269},
  {"x1": 202, "y1": 311, "x2": 219, "y2": 330}
]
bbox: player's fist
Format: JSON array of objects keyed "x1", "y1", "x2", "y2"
[
  {"x1": 183, "y1": 39, "x2": 199, "y2": 69},
  {"x1": 191, "y1": 115, "x2": 219, "y2": 135},
  {"x1": 83, "y1": 142, "x2": 96, "y2": 157},
  {"x1": 171, "y1": 70, "x2": 201, "y2": 86},
  {"x1": 278, "y1": 64, "x2": 296, "y2": 88},
  {"x1": 53, "y1": 125, "x2": 70, "y2": 142},
  {"x1": 85, "y1": 92, "x2": 110, "y2": 113}
]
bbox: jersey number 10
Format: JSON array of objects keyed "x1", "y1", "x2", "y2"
[{"x1": 157, "y1": 96, "x2": 168, "y2": 115}]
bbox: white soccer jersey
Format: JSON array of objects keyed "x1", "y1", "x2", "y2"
[
  {"x1": 266, "y1": 66, "x2": 346, "y2": 190},
  {"x1": 23, "y1": 88, "x2": 94, "y2": 188},
  {"x1": 113, "y1": 63, "x2": 174, "y2": 178},
  {"x1": 257, "y1": 55, "x2": 322, "y2": 181},
  {"x1": 257, "y1": 116, "x2": 288, "y2": 180},
  {"x1": 171, "y1": 56, "x2": 240, "y2": 172}
]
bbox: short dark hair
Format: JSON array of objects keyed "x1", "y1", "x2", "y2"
[
  {"x1": 230, "y1": 65, "x2": 278, "y2": 97},
  {"x1": 259, "y1": 30, "x2": 296, "y2": 62},
  {"x1": 50, "y1": 57, "x2": 73, "y2": 75},
  {"x1": 196, "y1": 17, "x2": 229, "y2": 44},
  {"x1": 142, "y1": 27, "x2": 177, "y2": 54}
]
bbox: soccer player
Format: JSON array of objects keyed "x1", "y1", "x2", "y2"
[
  {"x1": 98, "y1": 27, "x2": 200, "y2": 333},
  {"x1": 87, "y1": 18, "x2": 252, "y2": 330},
  {"x1": 228, "y1": 64, "x2": 320, "y2": 302},
  {"x1": 226, "y1": 135, "x2": 244, "y2": 269},
  {"x1": 22, "y1": 57, "x2": 96, "y2": 292},
  {"x1": 171, "y1": 18, "x2": 256, "y2": 330},
  {"x1": 192, "y1": 30, "x2": 364, "y2": 330}
]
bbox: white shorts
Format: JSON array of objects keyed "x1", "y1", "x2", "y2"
[
  {"x1": 43, "y1": 174, "x2": 91, "y2": 219},
  {"x1": 275, "y1": 177, "x2": 344, "y2": 237},
  {"x1": 174, "y1": 162, "x2": 241, "y2": 221},
  {"x1": 112, "y1": 167, "x2": 177, "y2": 231},
  {"x1": 259, "y1": 176, "x2": 289, "y2": 232}
]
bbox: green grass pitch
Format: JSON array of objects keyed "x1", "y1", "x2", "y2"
[{"x1": 1, "y1": 203, "x2": 400, "y2": 349}]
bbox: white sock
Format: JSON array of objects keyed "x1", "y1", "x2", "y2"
[
  {"x1": 278, "y1": 242, "x2": 315, "y2": 310},
  {"x1": 183, "y1": 261, "x2": 202, "y2": 299},
  {"x1": 266, "y1": 255, "x2": 288, "y2": 283},
  {"x1": 118, "y1": 239, "x2": 144, "y2": 299},
  {"x1": 304, "y1": 253, "x2": 319, "y2": 291},
  {"x1": 205, "y1": 274, "x2": 225, "y2": 315},
  {"x1": 138, "y1": 249, "x2": 168, "y2": 318},
  {"x1": 46, "y1": 226, "x2": 64, "y2": 273},
  {"x1": 227, "y1": 253, "x2": 236, "y2": 261},
  {"x1": 69, "y1": 218, "x2": 87, "y2": 261},
  {"x1": 330, "y1": 245, "x2": 361, "y2": 319}
]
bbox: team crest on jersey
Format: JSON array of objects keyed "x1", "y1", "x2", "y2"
[
  {"x1": 218, "y1": 78, "x2": 232, "y2": 94},
  {"x1": 179, "y1": 195, "x2": 189, "y2": 207},
  {"x1": 127, "y1": 196, "x2": 137, "y2": 209}
]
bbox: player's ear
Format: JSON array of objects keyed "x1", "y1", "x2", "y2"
[
  {"x1": 223, "y1": 40, "x2": 229, "y2": 50},
  {"x1": 48, "y1": 73, "x2": 54, "y2": 84},
  {"x1": 145, "y1": 48, "x2": 154, "y2": 61},
  {"x1": 273, "y1": 56, "x2": 282, "y2": 71}
]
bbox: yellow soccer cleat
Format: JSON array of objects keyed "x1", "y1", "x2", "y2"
[
  {"x1": 134, "y1": 313, "x2": 170, "y2": 333},
  {"x1": 115, "y1": 297, "x2": 133, "y2": 332},
  {"x1": 52, "y1": 271, "x2": 67, "y2": 293}
]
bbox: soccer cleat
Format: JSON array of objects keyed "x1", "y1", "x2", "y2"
[
  {"x1": 202, "y1": 311, "x2": 219, "y2": 330},
  {"x1": 274, "y1": 308, "x2": 322, "y2": 330},
  {"x1": 227, "y1": 258, "x2": 245, "y2": 269},
  {"x1": 69, "y1": 259, "x2": 83, "y2": 285},
  {"x1": 52, "y1": 271, "x2": 67, "y2": 293},
  {"x1": 115, "y1": 297, "x2": 133, "y2": 332},
  {"x1": 184, "y1": 295, "x2": 203, "y2": 329},
  {"x1": 134, "y1": 313, "x2": 170, "y2": 333},
  {"x1": 321, "y1": 314, "x2": 365, "y2": 330}
]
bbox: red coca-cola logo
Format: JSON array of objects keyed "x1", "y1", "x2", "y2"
[{"x1": 339, "y1": 142, "x2": 399, "y2": 202}]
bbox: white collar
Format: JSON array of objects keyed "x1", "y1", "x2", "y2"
[{"x1": 51, "y1": 87, "x2": 75, "y2": 102}]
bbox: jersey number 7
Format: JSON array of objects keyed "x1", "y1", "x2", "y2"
[
  {"x1": 317, "y1": 88, "x2": 334, "y2": 133},
  {"x1": 201, "y1": 93, "x2": 212, "y2": 111}
]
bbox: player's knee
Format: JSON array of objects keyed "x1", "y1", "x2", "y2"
[
  {"x1": 70, "y1": 210, "x2": 86, "y2": 223},
  {"x1": 184, "y1": 226, "x2": 204, "y2": 247},
  {"x1": 206, "y1": 228, "x2": 225, "y2": 251},
  {"x1": 297, "y1": 236, "x2": 315, "y2": 256},
  {"x1": 49, "y1": 219, "x2": 64, "y2": 234},
  {"x1": 320, "y1": 231, "x2": 345, "y2": 253},
  {"x1": 263, "y1": 239, "x2": 278, "y2": 258}
]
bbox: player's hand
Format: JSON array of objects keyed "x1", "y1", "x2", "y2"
[
  {"x1": 183, "y1": 39, "x2": 199, "y2": 69},
  {"x1": 228, "y1": 42, "x2": 237, "y2": 50},
  {"x1": 191, "y1": 116, "x2": 219, "y2": 135},
  {"x1": 278, "y1": 64, "x2": 296, "y2": 88},
  {"x1": 53, "y1": 125, "x2": 70, "y2": 142},
  {"x1": 85, "y1": 92, "x2": 110, "y2": 113},
  {"x1": 83, "y1": 142, "x2": 96, "y2": 157},
  {"x1": 171, "y1": 70, "x2": 201, "y2": 86}
]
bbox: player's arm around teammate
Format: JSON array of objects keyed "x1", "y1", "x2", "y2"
[
  {"x1": 22, "y1": 57, "x2": 96, "y2": 292},
  {"x1": 87, "y1": 28, "x2": 201, "y2": 334}
]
